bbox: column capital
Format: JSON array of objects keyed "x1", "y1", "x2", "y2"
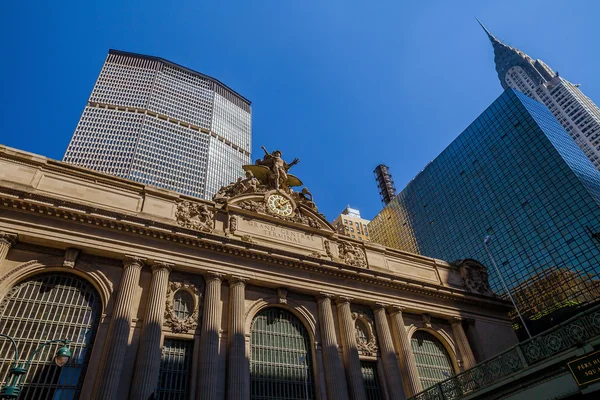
[
  {"x1": 372, "y1": 302, "x2": 389, "y2": 311},
  {"x1": 0, "y1": 232, "x2": 18, "y2": 246},
  {"x1": 316, "y1": 293, "x2": 334, "y2": 302},
  {"x1": 450, "y1": 316, "x2": 464, "y2": 325},
  {"x1": 334, "y1": 296, "x2": 353, "y2": 306},
  {"x1": 123, "y1": 255, "x2": 146, "y2": 269},
  {"x1": 227, "y1": 275, "x2": 248, "y2": 287},
  {"x1": 204, "y1": 271, "x2": 224, "y2": 283},
  {"x1": 387, "y1": 305, "x2": 405, "y2": 315},
  {"x1": 150, "y1": 261, "x2": 173, "y2": 273}
]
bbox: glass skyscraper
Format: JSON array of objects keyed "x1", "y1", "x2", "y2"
[
  {"x1": 369, "y1": 89, "x2": 600, "y2": 333},
  {"x1": 63, "y1": 50, "x2": 252, "y2": 199}
]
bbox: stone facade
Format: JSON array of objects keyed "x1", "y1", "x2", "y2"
[{"x1": 0, "y1": 144, "x2": 516, "y2": 399}]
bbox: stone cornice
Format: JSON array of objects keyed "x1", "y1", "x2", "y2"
[{"x1": 0, "y1": 187, "x2": 511, "y2": 309}]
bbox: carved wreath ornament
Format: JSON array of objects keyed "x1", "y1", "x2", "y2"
[
  {"x1": 164, "y1": 281, "x2": 201, "y2": 333},
  {"x1": 175, "y1": 201, "x2": 214, "y2": 233}
]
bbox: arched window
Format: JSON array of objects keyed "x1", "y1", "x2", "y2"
[
  {"x1": 410, "y1": 330, "x2": 455, "y2": 389},
  {"x1": 250, "y1": 307, "x2": 315, "y2": 400},
  {"x1": 0, "y1": 273, "x2": 101, "y2": 400},
  {"x1": 173, "y1": 290, "x2": 193, "y2": 320}
]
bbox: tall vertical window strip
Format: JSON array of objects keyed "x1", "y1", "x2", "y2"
[
  {"x1": 360, "y1": 361, "x2": 383, "y2": 400},
  {"x1": 250, "y1": 308, "x2": 315, "y2": 400},
  {"x1": 156, "y1": 339, "x2": 193, "y2": 400},
  {"x1": 410, "y1": 331, "x2": 454, "y2": 390},
  {"x1": 0, "y1": 273, "x2": 102, "y2": 400}
]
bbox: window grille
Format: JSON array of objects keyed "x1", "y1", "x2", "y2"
[
  {"x1": 360, "y1": 361, "x2": 383, "y2": 400},
  {"x1": 250, "y1": 308, "x2": 315, "y2": 400},
  {"x1": 410, "y1": 331, "x2": 454, "y2": 389},
  {"x1": 0, "y1": 273, "x2": 101, "y2": 400},
  {"x1": 173, "y1": 291, "x2": 193, "y2": 320},
  {"x1": 156, "y1": 338, "x2": 193, "y2": 400}
]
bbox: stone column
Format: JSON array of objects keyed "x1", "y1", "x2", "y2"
[
  {"x1": 451, "y1": 317, "x2": 476, "y2": 370},
  {"x1": 94, "y1": 256, "x2": 144, "y2": 400},
  {"x1": 316, "y1": 294, "x2": 350, "y2": 400},
  {"x1": 227, "y1": 276, "x2": 248, "y2": 400},
  {"x1": 129, "y1": 262, "x2": 172, "y2": 400},
  {"x1": 336, "y1": 297, "x2": 367, "y2": 400},
  {"x1": 388, "y1": 307, "x2": 422, "y2": 397},
  {"x1": 372, "y1": 305, "x2": 406, "y2": 400},
  {"x1": 0, "y1": 232, "x2": 17, "y2": 263},
  {"x1": 197, "y1": 272, "x2": 224, "y2": 400}
]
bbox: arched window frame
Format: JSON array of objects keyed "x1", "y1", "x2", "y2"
[
  {"x1": 245, "y1": 295, "x2": 320, "y2": 394},
  {"x1": 408, "y1": 326, "x2": 460, "y2": 375}
]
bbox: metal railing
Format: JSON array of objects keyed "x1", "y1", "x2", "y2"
[{"x1": 409, "y1": 304, "x2": 600, "y2": 400}]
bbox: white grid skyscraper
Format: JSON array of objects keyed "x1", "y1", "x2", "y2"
[
  {"x1": 480, "y1": 21, "x2": 600, "y2": 169},
  {"x1": 63, "y1": 50, "x2": 252, "y2": 199}
]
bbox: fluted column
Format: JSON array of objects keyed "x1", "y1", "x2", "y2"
[
  {"x1": 316, "y1": 294, "x2": 350, "y2": 400},
  {"x1": 94, "y1": 256, "x2": 144, "y2": 400},
  {"x1": 388, "y1": 307, "x2": 422, "y2": 397},
  {"x1": 227, "y1": 276, "x2": 248, "y2": 400},
  {"x1": 197, "y1": 272, "x2": 224, "y2": 400},
  {"x1": 0, "y1": 232, "x2": 17, "y2": 263},
  {"x1": 451, "y1": 317, "x2": 476, "y2": 370},
  {"x1": 336, "y1": 297, "x2": 367, "y2": 400},
  {"x1": 129, "y1": 262, "x2": 172, "y2": 400},
  {"x1": 372, "y1": 305, "x2": 406, "y2": 400}
]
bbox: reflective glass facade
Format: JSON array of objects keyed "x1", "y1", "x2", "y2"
[
  {"x1": 63, "y1": 50, "x2": 251, "y2": 199},
  {"x1": 369, "y1": 89, "x2": 600, "y2": 328}
]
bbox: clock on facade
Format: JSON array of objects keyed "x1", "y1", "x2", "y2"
[{"x1": 267, "y1": 194, "x2": 293, "y2": 217}]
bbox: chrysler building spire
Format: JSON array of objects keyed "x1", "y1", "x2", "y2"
[{"x1": 478, "y1": 21, "x2": 600, "y2": 169}]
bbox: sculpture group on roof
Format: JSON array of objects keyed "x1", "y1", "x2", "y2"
[{"x1": 213, "y1": 146, "x2": 317, "y2": 211}]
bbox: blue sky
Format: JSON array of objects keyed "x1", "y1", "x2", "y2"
[{"x1": 2, "y1": 1, "x2": 599, "y2": 221}]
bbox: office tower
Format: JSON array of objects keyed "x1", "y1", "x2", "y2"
[
  {"x1": 332, "y1": 206, "x2": 371, "y2": 241},
  {"x1": 480, "y1": 21, "x2": 600, "y2": 169},
  {"x1": 374, "y1": 164, "x2": 397, "y2": 205},
  {"x1": 369, "y1": 89, "x2": 600, "y2": 334},
  {"x1": 63, "y1": 50, "x2": 252, "y2": 199}
]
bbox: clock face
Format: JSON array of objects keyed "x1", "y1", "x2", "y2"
[{"x1": 267, "y1": 194, "x2": 293, "y2": 217}]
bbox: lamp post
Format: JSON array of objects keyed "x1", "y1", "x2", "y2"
[
  {"x1": 0, "y1": 334, "x2": 71, "y2": 399},
  {"x1": 483, "y1": 236, "x2": 532, "y2": 339}
]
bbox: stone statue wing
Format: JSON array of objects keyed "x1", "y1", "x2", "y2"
[
  {"x1": 243, "y1": 165, "x2": 271, "y2": 183},
  {"x1": 286, "y1": 174, "x2": 303, "y2": 187}
]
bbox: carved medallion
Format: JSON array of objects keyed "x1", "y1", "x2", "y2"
[
  {"x1": 352, "y1": 311, "x2": 378, "y2": 357},
  {"x1": 337, "y1": 241, "x2": 367, "y2": 268},
  {"x1": 164, "y1": 281, "x2": 201, "y2": 333}
]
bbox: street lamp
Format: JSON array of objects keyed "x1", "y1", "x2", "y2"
[
  {"x1": 0, "y1": 334, "x2": 71, "y2": 399},
  {"x1": 483, "y1": 236, "x2": 532, "y2": 339}
]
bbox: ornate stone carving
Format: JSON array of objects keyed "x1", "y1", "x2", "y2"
[
  {"x1": 324, "y1": 240, "x2": 334, "y2": 260},
  {"x1": 352, "y1": 311, "x2": 378, "y2": 357},
  {"x1": 164, "y1": 281, "x2": 201, "y2": 334},
  {"x1": 237, "y1": 200, "x2": 267, "y2": 214},
  {"x1": 0, "y1": 232, "x2": 18, "y2": 246},
  {"x1": 240, "y1": 235, "x2": 256, "y2": 244},
  {"x1": 175, "y1": 201, "x2": 214, "y2": 233},
  {"x1": 277, "y1": 288, "x2": 288, "y2": 304},
  {"x1": 63, "y1": 248, "x2": 80, "y2": 268},
  {"x1": 229, "y1": 215, "x2": 238, "y2": 234},
  {"x1": 337, "y1": 241, "x2": 367, "y2": 268},
  {"x1": 455, "y1": 259, "x2": 493, "y2": 295},
  {"x1": 422, "y1": 314, "x2": 432, "y2": 329}
]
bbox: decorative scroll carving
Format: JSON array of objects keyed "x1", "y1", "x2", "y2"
[
  {"x1": 455, "y1": 259, "x2": 493, "y2": 295},
  {"x1": 422, "y1": 314, "x2": 433, "y2": 329},
  {"x1": 63, "y1": 248, "x2": 80, "y2": 268},
  {"x1": 337, "y1": 241, "x2": 367, "y2": 268},
  {"x1": 164, "y1": 281, "x2": 201, "y2": 334},
  {"x1": 352, "y1": 311, "x2": 378, "y2": 357},
  {"x1": 237, "y1": 200, "x2": 267, "y2": 214},
  {"x1": 176, "y1": 201, "x2": 214, "y2": 233},
  {"x1": 0, "y1": 232, "x2": 18, "y2": 246}
]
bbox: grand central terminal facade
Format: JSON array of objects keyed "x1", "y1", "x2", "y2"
[{"x1": 0, "y1": 145, "x2": 516, "y2": 400}]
